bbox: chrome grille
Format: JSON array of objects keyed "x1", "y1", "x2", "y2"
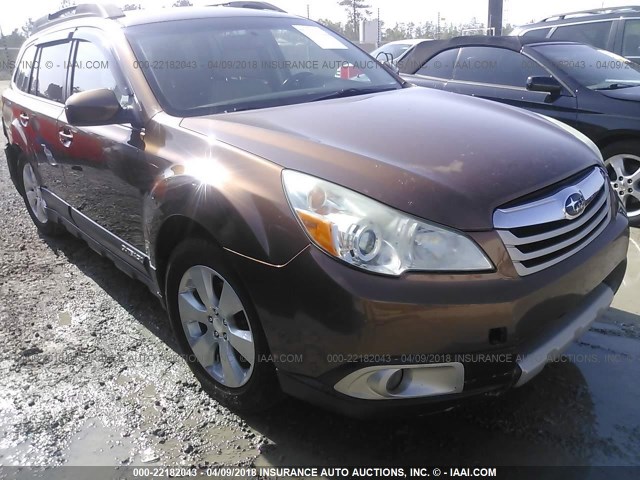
[{"x1": 494, "y1": 167, "x2": 612, "y2": 276}]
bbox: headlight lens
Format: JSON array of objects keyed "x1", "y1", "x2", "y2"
[{"x1": 282, "y1": 170, "x2": 493, "y2": 276}]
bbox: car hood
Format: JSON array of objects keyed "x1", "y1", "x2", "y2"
[
  {"x1": 181, "y1": 87, "x2": 602, "y2": 230},
  {"x1": 598, "y1": 86, "x2": 640, "y2": 102}
]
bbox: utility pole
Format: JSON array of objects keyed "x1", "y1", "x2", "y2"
[
  {"x1": 377, "y1": 8, "x2": 381, "y2": 47},
  {"x1": 437, "y1": 12, "x2": 446, "y2": 39},
  {"x1": 306, "y1": 4, "x2": 310, "y2": 19},
  {"x1": 353, "y1": 2, "x2": 358, "y2": 40},
  {"x1": 488, "y1": 0, "x2": 503, "y2": 36},
  {"x1": 0, "y1": 26, "x2": 10, "y2": 74}
]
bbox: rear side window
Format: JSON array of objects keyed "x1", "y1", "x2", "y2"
[
  {"x1": 622, "y1": 20, "x2": 640, "y2": 58},
  {"x1": 551, "y1": 21, "x2": 613, "y2": 49},
  {"x1": 452, "y1": 46, "x2": 547, "y2": 87},
  {"x1": 416, "y1": 49, "x2": 459, "y2": 79},
  {"x1": 13, "y1": 45, "x2": 37, "y2": 93},
  {"x1": 521, "y1": 28, "x2": 552, "y2": 39},
  {"x1": 33, "y1": 42, "x2": 71, "y2": 103}
]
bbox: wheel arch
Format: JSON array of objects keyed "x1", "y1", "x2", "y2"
[
  {"x1": 5, "y1": 143, "x2": 25, "y2": 195},
  {"x1": 595, "y1": 133, "x2": 640, "y2": 153},
  {"x1": 153, "y1": 214, "x2": 221, "y2": 298}
]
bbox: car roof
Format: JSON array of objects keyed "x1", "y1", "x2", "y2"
[
  {"x1": 31, "y1": 3, "x2": 297, "y2": 36},
  {"x1": 119, "y1": 5, "x2": 294, "y2": 28},
  {"x1": 397, "y1": 35, "x2": 579, "y2": 74},
  {"x1": 520, "y1": 5, "x2": 640, "y2": 28},
  {"x1": 383, "y1": 39, "x2": 431, "y2": 46}
]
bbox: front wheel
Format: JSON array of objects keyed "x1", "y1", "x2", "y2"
[
  {"x1": 602, "y1": 141, "x2": 640, "y2": 227},
  {"x1": 165, "y1": 238, "x2": 282, "y2": 412},
  {"x1": 19, "y1": 157, "x2": 64, "y2": 236}
]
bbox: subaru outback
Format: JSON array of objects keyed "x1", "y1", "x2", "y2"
[{"x1": 1, "y1": 3, "x2": 630, "y2": 416}]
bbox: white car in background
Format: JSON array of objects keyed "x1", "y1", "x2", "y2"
[{"x1": 370, "y1": 39, "x2": 433, "y2": 63}]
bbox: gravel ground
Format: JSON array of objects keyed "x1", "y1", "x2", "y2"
[{"x1": 1, "y1": 78, "x2": 640, "y2": 469}]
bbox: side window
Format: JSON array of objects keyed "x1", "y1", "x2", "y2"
[
  {"x1": 522, "y1": 28, "x2": 552, "y2": 39},
  {"x1": 452, "y1": 47, "x2": 548, "y2": 87},
  {"x1": 622, "y1": 20, "x2": 640, "y2": 58},
  {"x1": 34, "y1": 42, "x2": 71, "y2": 103},
  {"x1": 416, "y1": 49, "x2": 459, "y2": 79},
  {"x1": 13, "y1": 45, "x2": 37, "y2": 93},
  {"x1": 551, "y1": 21, "x2": 613, "y2": 50},
  {"x1": 71, "y1": 41, "x2": 125, "y2": 102}
]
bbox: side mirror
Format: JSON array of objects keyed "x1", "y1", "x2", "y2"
[
  {"x1": 526, "y1": 76, "x2": 563, "y2": 94},
  {"x1": 65, "y1": 88, "x2": 131, "y2": 126},
  {"x1": 376, "y1": 52, "x2": 393, "y2": 63}
]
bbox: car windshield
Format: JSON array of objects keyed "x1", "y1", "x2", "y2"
[
  {"x1": 532, "y1": 43, "x2": 640, "y2": 90},
  {"x1": 371, "y1": 43, "x2": 415, "y2": 62},
  {"x1": 125, "y1": 16, "x2": 401, "y2": 116}
]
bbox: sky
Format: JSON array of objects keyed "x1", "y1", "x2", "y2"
[{"x1": 0, "y1": 0, "x2": 637, "y2": 36}]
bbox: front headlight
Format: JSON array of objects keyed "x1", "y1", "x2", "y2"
[{"x1": 282, "y1": 170, "x2": 493, "y2": 276}]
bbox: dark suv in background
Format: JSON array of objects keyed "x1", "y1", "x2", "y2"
[
  {"x1": 1, "y1": 3, "x2": 630, "y2": 416},
  {"x1": 512, "y1": 6, "x2": 640, "y2": 63}
]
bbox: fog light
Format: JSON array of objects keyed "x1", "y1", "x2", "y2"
[{"x1": 335, "y1": 363, "x2": 465, "y2": 400}]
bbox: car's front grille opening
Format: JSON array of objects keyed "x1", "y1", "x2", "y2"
[
  {"x1": 509, "y1": 187, "x2": 606, "y2": 239},
  {"x1": 494, "y1": 167, "x2": 613, "y2": 276},
  {"x1": 515, "y1": 196, "x2": 608, "y2": 254},
  {"x1": 519, "y1": 209, "x2": 610, "y2": 270}
]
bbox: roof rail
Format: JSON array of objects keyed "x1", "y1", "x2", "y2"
[
  {"x1": 209, "y1": 2, "x2": 286, "y2": 12},
  {"x1": 540, "y1": 6, "x2": 640, "y2": 22},
  {"x1": 33, "y1": 3, "x2": 125, "y2": 33}
]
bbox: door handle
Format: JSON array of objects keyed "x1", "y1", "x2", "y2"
[
  {"x1": 19, "y1": 112, "x2": 29, "y2": 127},
  {"x1": 59, "y1": 129, "x2": 74, "y2": 147}
]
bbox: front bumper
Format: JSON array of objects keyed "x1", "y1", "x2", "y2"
[
  {"x1": 514, "y1": 282, "x2": 614, "y2": 387},
  {"x1": 226, "y1": 210, "x2": 629, "y2": 416}
]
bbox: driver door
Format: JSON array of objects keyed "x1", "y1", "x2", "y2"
[{"x1": 57, "y1": 31, "x2": 152, "y2": 273}]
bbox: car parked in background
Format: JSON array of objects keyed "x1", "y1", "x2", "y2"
[
  {"x1": 370, "y1": 39, "x2": 432, "y2": 63},
  {"x1": 511, "y1": 6, "x2": 640, "y2": 64},
  {"x1": 2, "y1": 3, "x2": 630, "y2": 417},
  {"x1": 399, "y1": 36, "x2": 640, "y2": 225}
]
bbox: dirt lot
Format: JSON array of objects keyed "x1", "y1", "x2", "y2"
[{"x1": 1, "y1": 78, "x2": 640, "y2": 469}]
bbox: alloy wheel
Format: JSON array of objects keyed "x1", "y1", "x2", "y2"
[
  {"x1": 178, "y1": 265, "x2": 255, "y2": 388},
  {"x1": 22, "y1": 163, "x2": 48, "y2": 224},
  {"x1": 605, "y1": 154, "x2": 640, "y2": 219}
]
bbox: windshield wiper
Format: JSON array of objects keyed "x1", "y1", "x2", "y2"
[
  {"x1": 594, "y1": 83, "x2": 638, "y2": 91},
  {"x1": 310, "y1": 87, "x2": 397, "y2": 102}
]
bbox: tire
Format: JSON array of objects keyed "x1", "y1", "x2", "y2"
[
  {"x1": 165, "y1": 238, "x2": 282, "y2": 413},
  {"x1": 18, "y1": 157, "x2": 65, "y2": 236},
  {"x1": 602, "y1": 141, "x2": 640, "y2": 228}
]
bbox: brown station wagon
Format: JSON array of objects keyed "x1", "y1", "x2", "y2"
[{"x1": 1, "y1": 3, "x2": 630, "y2": 416}]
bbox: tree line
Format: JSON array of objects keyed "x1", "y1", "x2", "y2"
[
  {"x1": 321, "y1": 0, "x2": 514, "y2": 42},
  {"x1": 4, "y1": 0, "x2": 513, "y2": 48}
]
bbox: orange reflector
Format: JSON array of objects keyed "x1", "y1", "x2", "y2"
[{"x1": 295, "y1": 209, "x2": 338, "y2": 256}]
